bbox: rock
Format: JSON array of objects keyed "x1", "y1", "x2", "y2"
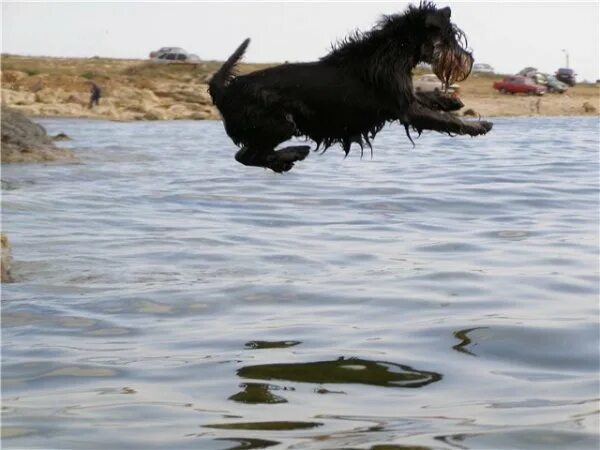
[
  {"x1": 1, "y1": 70, "x2": 28, "y2": 84},
  {"x1": 167, "y1": 104, "x2": 191, "y2": 117},
  {"x1": 1, "y1": 105, "x2": 75, "y2": 163},
  {"x1": 1, "y1": 233, "x2": 14, "y2": 283},
  {"x1": 112, "y1": 86, "x2": 159, "y2": 106},
  {"x1": 53, "y1": 132, "x2": 71, "y2": 141},
  {"x1": 66, "y1": 93, "x2": 89, "y2": 106},
  {"x1": 143, "y1": 108, "x2": 168, "y2": 121},
  {"x1": 35, "y1": 87, "x2": 69, "y2": 104},
  {"x1": 1, "y1": 88, "x2": 36, "y2": 105},
  {"x1": 583, "y1": 102, "x2": 596, "y2": 113},
  {"x1": 155, "y1": 86, "x2": 212, "y2": 104},
  {"x1": 1, "y1": 180, "x2": 16, "y2": 190}
]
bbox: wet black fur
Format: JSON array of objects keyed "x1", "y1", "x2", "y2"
[{"x1": 209, "y1": 2, "x2": 492, "y2": 172}]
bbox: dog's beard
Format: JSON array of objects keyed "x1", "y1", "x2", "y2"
[
  {"x1": 430, "y1": 24, "x2": 473, "y2": 90},
  {"x1": 431, "y1": 42, "x2": 473, "y2": 89}
]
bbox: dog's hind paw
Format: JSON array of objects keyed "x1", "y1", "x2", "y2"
[
  {"x1": 268, "y1": 160, "x2": 295, "y2": 173},
  {"x1": 475, "y1": 121, "x2": 493, "y2": 134},
  {"x1": 266, "y1": 145, "x2": 310, "y2": 173},
  {"x1": 273, "y1": 145, "x2": 310, "y2": 162}
]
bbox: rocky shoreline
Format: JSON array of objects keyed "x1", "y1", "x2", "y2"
[
  {"x1": 1, "y1": 73, "x2": 219, "y2": 122},
  {"x1": 2, "y1": 56, "x2": 221, "y2": 121}
]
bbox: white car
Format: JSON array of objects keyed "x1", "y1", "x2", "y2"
[
  {"x1": 152, "y1": 52, "x2": 200, "y2": 63},
  {"x1": 149, "y1": 47, "x2": 201, "y2": 63},
  {"x1": 413, "y1": 74, "x2": 459, "y2": 93},
  {"x1": 473, "y1": 63, "x2": 495, "y2": 74},
  {"x1": 149, "y1": 47, "x2": 186, "y2": 58}
]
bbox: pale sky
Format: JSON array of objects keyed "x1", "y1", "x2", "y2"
[{"x1": 2, "y1": 1, "x2": 599, "y2": 81}]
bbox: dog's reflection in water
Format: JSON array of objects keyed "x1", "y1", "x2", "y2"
[{"x1": 209, "y1": 2, "x2": 493, "y2": 173}]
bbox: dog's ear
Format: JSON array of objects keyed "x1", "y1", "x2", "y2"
[
  {"x1": 425, "y1": 6, "x2": 451, "y2": 29},
  {"x1": 440, "y1": 6, "x2": 451, "y2": 19}
]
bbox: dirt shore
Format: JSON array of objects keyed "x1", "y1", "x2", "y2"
[{"x1": 1, "y1": 54, "x2": 598, "y2": 120}]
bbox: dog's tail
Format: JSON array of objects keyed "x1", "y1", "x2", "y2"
[{"x1": 208, "y1": 38, "x2": 250, "y2": 107}]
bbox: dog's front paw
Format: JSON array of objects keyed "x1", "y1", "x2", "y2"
[
  {"x1": 465, "y1": 120, "x2": 493, "y2": 136},
  {"x1": 478, "y1": 121, "x2": 493, "y2": 134}
]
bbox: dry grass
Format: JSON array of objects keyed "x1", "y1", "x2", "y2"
[{"x1": 2, "y1": 54, "x2": 272, "y2": 83}]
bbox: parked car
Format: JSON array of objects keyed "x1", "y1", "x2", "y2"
[
  {"x1": 518, "y1": 70, "x2": 568, "y2": 94},
  {"x1": 152, "y1": 52, "x2": 200, "y2": 63},
  {"x1": 545, "y1": 75, "x2": 569, "y2": 93},
  {"x1": 555, "y1": 68, "x2": 576, "y2": 86},
  {"x1": 473, "y1": 63, "x2": 494, "y2": 74},
  {"x1": 529, "y1": 72, "x2": 548, "y2": 86},
  {"x1": 149, "y1": 47, "x2": 200, "y2": 63},
  {"x1": 149, "y1": 47, "x2": 186, "y2": 58},
  {"x1": 493, "y1": 76, "x2": 546, "y2": 95},
  {"x1": 413, "y1": 74, "x2": 459, "y2": 93},
  {"x1": 517, "y1": 67, "x2": 538, "y2": 78}
]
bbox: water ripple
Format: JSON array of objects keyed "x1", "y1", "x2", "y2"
[{"x1": 2, "y1": 116, "x2": 598, "y2": 449}]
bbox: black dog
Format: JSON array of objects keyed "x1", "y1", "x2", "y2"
[{"x1": 209, "y1": 2, "x2": 492, "y2": 173}]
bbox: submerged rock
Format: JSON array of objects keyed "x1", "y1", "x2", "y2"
[
  {"x1": 1, "y1": 105, "x2": 75, "y2": 163},
  {"x1": 1, "y1": 233, "x2": 14, "y2": 283},
  {"x1": 52, "y1": 132, "x2": 71, "y2": 141},
  {"x1": 237, "y1": 357, "x2": 442, "y2": 388}
]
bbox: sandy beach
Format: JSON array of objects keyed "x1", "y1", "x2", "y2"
[{"x1": 1, "y1": 54, "x2": 598, "y2": 121}]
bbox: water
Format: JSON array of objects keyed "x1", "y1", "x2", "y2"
[{"x1": 2, "y1": 116, "x2": 598, "y2": 450}]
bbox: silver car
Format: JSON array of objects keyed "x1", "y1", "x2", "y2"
[
  {"x1": 473, "y1": 63, "x2": 494, "y2": 74},
  {"x1": 413, "y1": 74, "x2": 459, "y2": 93},
  {"x1": 149, "y1": 47, "x2": 201, "y2": 63},
  {"x1": 149, "y1": 47, "x2": 186, "y2": 58}
]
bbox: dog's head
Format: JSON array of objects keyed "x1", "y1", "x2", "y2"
[{"x1": 416, "y1": 3, "x2": 473, "y2": 88}]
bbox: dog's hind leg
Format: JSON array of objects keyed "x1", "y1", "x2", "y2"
[
  {"x1": 235, "y1": 145, "x2": 310, "y2": 173},
  {"x1": 235, "y1": 146, "x2": 268, "y2": 168},
  {"x1": 235, "y1": 118, "x2": 310, "y2": 172},
  {"x1": 265, "y1": 145, "x2": 310, "y2": 173},
  {"x1": 272, "y1": 145, "x2": 310, "y2": 163}
]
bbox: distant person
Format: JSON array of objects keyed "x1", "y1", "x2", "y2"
[
  {"x1": 88, "y1": 82, "x2": 102, "y2": 109},
  {"x1": 529, "y1": 98, "x2": 542, "y2": 114}
]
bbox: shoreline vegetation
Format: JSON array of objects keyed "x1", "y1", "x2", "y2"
[{"x1": 1, "y1": 54, "x2": 598, "y2": 121}]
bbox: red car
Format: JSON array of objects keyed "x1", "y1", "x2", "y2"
[{"x1": 493, "y1": 76, "x2": 546, "y2": 95}]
